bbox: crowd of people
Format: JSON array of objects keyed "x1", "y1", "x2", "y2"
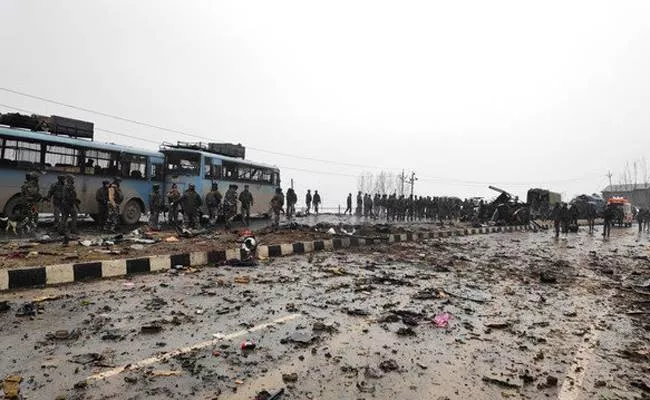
[
  {"x1": 343, "y1": 192, "x2": 473, "y2": 222},
  {"x1": 13, "y1": 174, "x2": 648, "y2": 242}
]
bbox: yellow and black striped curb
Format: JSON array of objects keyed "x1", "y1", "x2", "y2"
[{"x1": 0, "y1": 225, "x2": 532, "y2": 292}]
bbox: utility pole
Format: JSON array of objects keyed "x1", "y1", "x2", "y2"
[
  {"x1": 606, "y1": 171, "x2": 613, "y2": 188},
  {"x1": 291, "y1": 178, "x2": 294, "y2": 189},
  {"x1": 399, "y1": 170, "x2": 406, "y2": 196},
  {"x1": 408, "y1": 171, "x2": 417, "y2": 197}
]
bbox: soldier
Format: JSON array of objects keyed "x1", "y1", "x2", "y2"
[
  {"x1": 46, "y1": 176, "x2": 66, "y2": 227},
  {"x1": 313, "y1": 190, "x2": 321, "y2": 215},
  {"x1": 586, "y1": 202, "x2": 596, "y2": 234},
  {"x1": 59, "y1": 175, "x2": 79, "y2": 238},
  {"x1": 20, "y1": 172, "x2": 41, "y2": 229},
  {"x1": 356, "y1": 191, "x2": 363, "y2": 216},
  {"x1": 106, "y1": 178, "x2": 123, "y2": 232},
  {"x1": 180, "y1": 184, "x2": 202, "y2": 229},
  {"x1": 344, "y1": 193, "x2": 352, "y2": 215},
  {"x1": 239, "y1": 184, "x2": 253, "y2": 225},
  {"x1": 286, "y1": 187, "x2": 297, "y2": 220},
  {"x1": 366, "y1": 194, "x2": 373, "y2": 218},
  {"x1": 271, "y1": 187, "x2": 284, "y2": 228},
  {"x1": 637, "y1": 207, "x2": 645, "y2": 234},
  {"x1": 205, "y1": 183, "x2": 223, "y2": 225},
  {"x1": 305, "y1": 190, "x2": 312, "y2": 215},
  {"x1": 551, "y1": 203, "x2": 562, "y2": 238},
  {"x1": 95, "y1": 180, "x2": 110, "y2": 228},
  {"x1": 603, "y1": 203, "x2": 614, "y2": 239},
  {"x1": 149, "y1": 184, "x2": 163, "y2": 229},
  {"x1": 223, "y1": 184, "x2": 238, "y2": 229},
  {"x1": 373, "y1": 193, "x2": 381, "y2": 217},
  {"x1": 560, "y1": 203, "x2": 571, "y2": 236},
  {"x1": 167, "y1": 183, "x2": 181, "y2": 225}
]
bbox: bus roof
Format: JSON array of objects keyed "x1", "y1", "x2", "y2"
[
  {"x1": 161, "y1": 146, "x2": 279, "y2": 171},
  {"x1": 0, "y1": 126, "x2": 164, "y2": 158}
]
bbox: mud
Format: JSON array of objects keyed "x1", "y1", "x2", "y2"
[
  {"x1": 0, "y1": 215, "x2": 467, "y2": 270},
  {"x1": 1, "y1": 226, "x2": 649, "y2": 400}
]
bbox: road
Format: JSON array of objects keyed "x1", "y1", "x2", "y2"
[{"x1": 1, "y1": 226, "x2": 649, "y2": 399}]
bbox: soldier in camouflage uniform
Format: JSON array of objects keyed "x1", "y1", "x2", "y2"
[
  {"x1": 223, "y1": 184, "x2": 238, "y2": 229},
  {"x1": 20, "y1": 172, "x2": 41, "y2": 229},
  {"x1": 95, "y1": 180, "x2": 110, "y2": 228},
  {"x1": 59, "y1": 175, "x2": 79, "y2": 237},
  {"x1": 148, "y1": 184, "x2": 163, "y2": 229},
  {"x1": 46, "y1": 176, "x2": 66, "y2": 227},
  {"x1": 106, "y1": 178, "x2": 123, "y2": 232},
  {"x1": 167, "y1": 183, "x2": 181, "y2": 225},
  {"x1": 271, "y1": 187, "x2": 284, "y2": 228},
  {"x1": 205, "y1": 183, "x2": 222, "y2": 225},
  {"x1": 180, "y1": 184, "x2": 202, "y2": 229},
  {"x1": 238, "y1": 184, "x2": 253, "y2": 225}
]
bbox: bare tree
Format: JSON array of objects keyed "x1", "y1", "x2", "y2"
[
  {"x1": 357, "y1": 171, "x2": 402, "y2": 195},
  {"x1": 641, "y1": 157, "x2": 649, "y2": 186},
  {"x1": 619, "y1": 161, "x2": 633, "y2": 191}
]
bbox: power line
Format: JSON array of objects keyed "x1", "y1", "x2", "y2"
[
  {"x1": 0, "y1": 92, "x2": 604, "y2": 187},
  {"x1": 0, "y1": 87, "x2": 403, "y2": 171}
]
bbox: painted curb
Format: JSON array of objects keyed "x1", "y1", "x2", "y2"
[{"x1": 0, "y1": 225, "x2": 532, "y2": 291}]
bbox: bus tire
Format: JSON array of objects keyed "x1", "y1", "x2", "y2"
[
  {"x1": 3, "y1": 195, "x2": 24, "y2": 220},
  {"x1": 121, "y1": 199, "x2": 142, "y2": 225}
]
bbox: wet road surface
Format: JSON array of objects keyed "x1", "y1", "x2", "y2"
[{"x1": 1, "y1": 226, "x2": 649, "y2": 400}]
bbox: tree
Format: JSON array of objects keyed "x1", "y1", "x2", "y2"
[{"x1": 357, "y1": 171, "x2": 401, "y2": 195}]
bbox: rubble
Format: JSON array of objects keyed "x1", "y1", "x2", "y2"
[{"x1": 2, "y1": 220, "x2": 650, "y2": 399}]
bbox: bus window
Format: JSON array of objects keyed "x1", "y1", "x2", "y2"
[
  {"x1": 205, "y1": 164, "x2": 221, "y2": 179},
  {"x1": 45, "y1": 144, "x2": 80, "y2": 173},
  {"x1": 223, "y1": 162, "x2": 238, "y2": 179},
  {"x1": 166, "y1": 152, "x2": 200, "y2": 176},
  {"x1": 261, "y1": 169, "x2": 272, "y2": 183},
  {"x1": 204, "y1": 158, "x2": 216, "y2": 179},
  {"x1": 151, "y1": 163, "x2": 163, "y2": 181},
  {"x1": 238, "y1": 166, "x2": 251, "y2": 180},
  {"x1": 122, "y1": 154, "x2": 147, "y2": 179},
  {"x1": 84, "y1": 149, "x2": 114, "y2": 175},
  {"x1": 3, "y1": 140, "x2": 41, "y2": 165},
  {"x1": 250, "y1": 168, "x2": 263, "y2": 181},
  {"x1": 272, "y1": 172, "x2": 280, "y2": 185}
]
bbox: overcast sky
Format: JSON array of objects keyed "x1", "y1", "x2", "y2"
[{"x1": 2, "y1": 0, "x2": 650, "y2": 208}]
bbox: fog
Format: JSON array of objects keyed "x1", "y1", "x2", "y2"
[{"x1": 2, "y1": 0, "x2": 650, "y2": 208}]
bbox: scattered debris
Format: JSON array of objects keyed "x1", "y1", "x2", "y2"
[
  {"x1": 148, "y1": 370, "x2": 182, "y2": 377},
  {"x1": 540, "y1": 271, "x2": 557, "y2": 284},
  {"x1": 2, "y1": 375, "x2": 22, "y2": 399},
  {"x1": 433, "y1": 313, "x2": 451, "y2": 328},
  {"x1": 70, "y1": 353, "x2": 104, "y2": 365},
  {"x1": 281, "y1": 373, "x2": 298, "y2": 383},
  {"x1": 140, "y1": 324, "x2": 163, "y2": 334},
  {"x1": 15, "y1": 302, "x2": 37, "y2": 317},
  {"x1": 396, "y1": 327, "x2": 417, "y2": 336},
  {"x1": 482, "y1": 375, "x2": 521, "y2": 389},
  {"x1": 379, "y1": 360, "x2": 399, "y2": 373}
]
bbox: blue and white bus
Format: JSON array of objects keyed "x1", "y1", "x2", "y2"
[
  {"x1": 0, "y1": 123, "x2": 164, "y2": 224},
  {"x1": 161, "y1": 142, "x2": 280, "y2": 217}
]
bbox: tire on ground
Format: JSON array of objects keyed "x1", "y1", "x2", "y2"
[
  {"x1": 3, "y1": 195, "x2": 24, "y2": 220},
  {"x1": 121, "y1": 199, "x2": 142, "y2": 225}
]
